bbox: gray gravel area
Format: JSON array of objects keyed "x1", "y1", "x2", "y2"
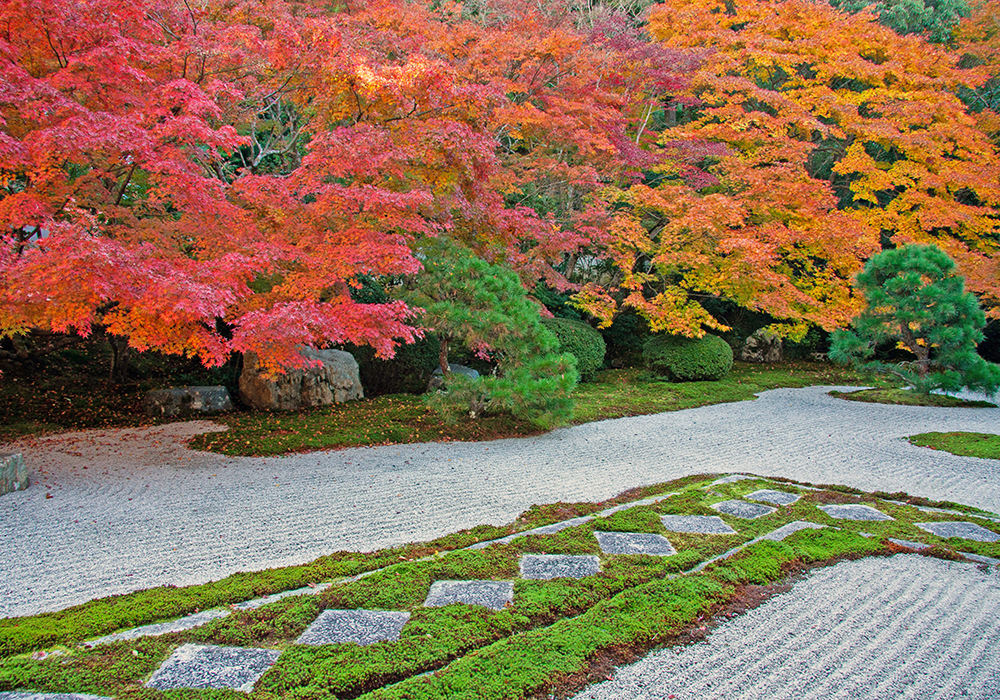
[
  {"x1": 571, "y1": 555, "x2": 1000, "y2": 700},
  {"x1": 2, "y1": 385, "x2": 1000, "y2": 619}
]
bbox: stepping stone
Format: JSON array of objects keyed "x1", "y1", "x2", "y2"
[
  {"x1": 297, "y1": 609, "x2": 410, "y2": 646},
  {"x1": 598, "y1": 493, "x2": 678, "y2": 517},
  {"x1": 712, "y1": 500, "x2": 776, "y2": 519},
  {"x1": 888, "y1": 538, "x2": 931, "y2": 551},
  {"x1": 467, "y1": 516, "x2": 594, "y2": 549},
  {"x1": 915, "y1": 521, "x2": 1000, "y2": 542},
  {"x1": 594, "y1": 531, "x2": 676, "y2": 556},
  {"x1": 746, "y1": 489, "x2": 800, "y2": 506},
  {"x1": 520, "y1": 554, "x2": 601, "y2": 580},
  {"x1": 83, "y1": 609, "x2": 231, "y2": 648},
  {"x1": 145, "y1": 643, "x2": 281, "y2": 692},
  {"x1": 709, "y1": 474, "x2": 756, "y2": 486},
  {"x1": 0, "y1": 694, "x2": 113, "y2": 700},
  {"x1": 760, "y1": 521, "x2": 826, "y2": 542},
  {"x1": 660, "y1": 514, "x2": 737, "y2": 535},
  {"x1": 819, "y1": 504, "x2": 893, "y2": 521},
  {"x1": 424, "y1": 580, "x2": 514, "y2": 610},
  {"x1": 233, "y1": 582, "x2": 332, "y2": 611}
]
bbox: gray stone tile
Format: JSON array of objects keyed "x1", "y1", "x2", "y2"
[
  {"x1": 594, "y1": 531, "x2": 676, "y2": 556},
  {"x1": 709, "y1": 474, "x2": 757, "y2": 486},
  {"x1": 819, "y1": 504, "x2": 893, "y2": 521},
  {"x1": 916, "y1": 521, "x2": 1000, "y2": 542},
  {"x1": 423, "y1": 580, "x2": 514, "y2": 610},
  {"x1": 0, "y1": 694, "x2": 113, "y2": 700},
  {"x1": 746, "y1": 489, "x2": 800, "y2": 506},
  {"x1": 660, "y1": 514, "x2": 737, "y2": 534},
  {"x1": 232, "y1": 582, "x2": 332, "y2": 611},
  {"x1": 760, "y1": 521, "x2": 826, "y2": 542},
  {"x1": 145, "y1": 643, "x2": 280, "y2": 693},
  {"x1": 467, "y1": 516, "x2": 594, "y2": 549},
  {"x1": 520, "y1": 554, "x2": 601, "y2": 580},
  {"x1": 597, "y1": 494, "x2": 678, "y2": 517},
  {"x1": 296, "y1": 609, "x2": 410, "y2": 646},
  {"x1": 83, "y1": 609, "x2": 230, "y2": 648},
  {"x1": 712, "y1": 500, "x2": 776, "y2": 520},
  {"x1": 888, "y1": 538, "x2": 932, "y2": 551},
  {"x1": 963, "y1": 552, "x2": 1000, "y2": 565}
]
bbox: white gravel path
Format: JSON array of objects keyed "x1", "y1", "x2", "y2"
[
  {"x1": 572, "y1": 555, "x2": 1000, "y2": 700},
  {"x1": 2, "y1": 385, "x2": 999, "y2": 620}
]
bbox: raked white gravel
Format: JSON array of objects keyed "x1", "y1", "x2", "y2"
[{"x1": 1, "y1": 385, "x2": 999, "y2": 619}]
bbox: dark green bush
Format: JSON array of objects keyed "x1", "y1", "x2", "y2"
[
  {"x1": 347, "y1": 336, "x2": 441, "y2": 396},
  {"x1": 541, "y1": 317, "x2": 606, "y2": 382},
  {"x1": 599, "y1": 310, "x2": 651, "y2": 368},
  {"x1": 643, "y1": 334, "x2": 733, "y2": 381}
]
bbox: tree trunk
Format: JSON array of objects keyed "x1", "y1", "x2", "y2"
[
  {"x1": 108, "y1": 334, "x2": 131, "y2": 385},
  {"x1": 438, "y1": 335, "x2": 450, "y2": 376}
]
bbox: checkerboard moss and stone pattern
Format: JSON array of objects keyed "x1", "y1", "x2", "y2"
[
  {"x1": 0, "y1": 694, "x2": 113, "y2": 700},
  {"x1": 297, "y1": 610, "x2": 411, "y2": 646},
  {"x1": 145, "y1": 643, "x2": 281, "y2": 692}
]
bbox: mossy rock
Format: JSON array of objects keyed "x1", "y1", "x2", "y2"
[
  {"x1": 643, "y1": 334, "x2": 733, "y2": 381},
  {"x1": 542, "y1": 317, "x2": 606, "y2": 382}
]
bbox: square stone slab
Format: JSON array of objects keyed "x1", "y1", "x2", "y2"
[
  {"x1": 660, "y1": 514, "x2": 737, "y2": 534},
  {"x1": 746, "y1": 489, "x2": 800, "y2": 506},
  {"x1": 819, "y1": 504, "x2": 893, "y2": 521},
  {"x1": 297, "y1": 609, "x2": 410, "y2": 646},
  {"x1": 712, "y1": 500, "x2": 776, "y2": 519},
  {"x1": 145, "y1": 643, "x2": 280, "y2": 692},
  {"x1": 424, "y1": 580, "x2": 514, "y2": 610},
  {"x1": 520, "y1": 554, "x2": 601, "y2": 580},
  {"x1": 888, "y1": 537, "x2": 932, "y2": 551},
  {"x1": 916, "y1": 521, "x2": 1000, "y2": 542},
  {"x1": 594, "y1": 531, "x2": 676, "y2": 556}
]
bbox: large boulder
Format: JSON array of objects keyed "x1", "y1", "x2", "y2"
[
  {"x1": 1, "y1": 453, "x2": 29, "y2": 496},
  {"x1": 143, "y1": 386, "x2": 234, "y2": 417},
  {"x1": 741, "y1": 328, "x2": 783, "y2": 363},
  {"x1": 240, "y1": 348, "x2": 363, "y2": 411},
  {"x1": 427, "y1": 364, "x2": 481, "y2": 392}
]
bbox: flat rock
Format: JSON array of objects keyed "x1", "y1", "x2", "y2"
[
  {"x1": 0, "y1": 452, "x2": 29, "y2": 495},
  {"x1": 594, "y1": 531, "x2": 676, "y2": 556},
  {"x1": 888, "y1": 538, "x2": 932, "y2": 551},
  {"x1": 597, "y1": 494, "x2": 678, "y2": 517},
  {"x1": 145, "y1": 643, "x2": 281, "y2": 692},
  {"x1": 83, "y1": 609, "x2": 230, "y2": 648},
  {"x1": 964, "y1": 552, "x2": 1000, "y2": 565},
  {"x1": 760, "y1": 521, "x2": 826, "y2": 542},
  {"x1": 709, "y1": 474, "x2": 756, "y2": 486},
  {"x1": 297, "y1": 609, "x2": 410, "y2": 646},
  {"x1": 520, "y1": 554, "x2": 601, "y2": 580},
  {"x1": 424, "y1": 580, "x2": 514, "y2": 610},
  {"x1": 746, "y1": 489, "x2": 800, "y2": 506},
  {"x1": 712, "y1": 500, "x2": 776, "y2": 520},
  {"x1": 660, "y1": 514, "x2": 737, "y2": 534},
  {"x1": 819, "y1": 504, "x2": 893, "y2": 521},
  {"x1": 467, "y1": 516, "x2": 594, "y2": 549},
  {"x1": 142, "y1": 386, "x2": 233, "y2": 418},
  {"x1": 916, "y1": 521, "x2": 1000, "y2": 542}
]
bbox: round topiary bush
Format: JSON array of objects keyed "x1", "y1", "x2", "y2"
[
  {"x1": 542, "y1": 317, "x2": 606, "y2": 382},
  {"x1": 643, "y1": 334, "x2": 733, "y2": 381}
]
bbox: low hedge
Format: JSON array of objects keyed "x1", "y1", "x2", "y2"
[
  {"x1": 643, "y1": 334, "x2": 734, "y2": 381},
  {"x1": 541, "y1": 318, "x2": 606, "y2": 382}
]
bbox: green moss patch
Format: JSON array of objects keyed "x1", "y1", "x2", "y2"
[
  {"x1": 829, "y1": 388, "x2": 996, "y2": 408},
  {"x1": 907, "y1": 432, "x2": 1000, "y2": 459}
]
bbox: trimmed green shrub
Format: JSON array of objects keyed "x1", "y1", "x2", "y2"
[
  {"x1": 347, "y1": 336, "x2": 441, "y2": 396},
  {"x1": 541, "y1": 318, "x2": 606, "y2": 382},
  {"x1": 643, "y1": 334, "x2": 734, "y2": 381}
]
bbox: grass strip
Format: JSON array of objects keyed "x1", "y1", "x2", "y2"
[
  {"x1": 828, "y1": 388, "x2": 996, "y2": 408},
  {"x1": 907, "y1": 432, "x2": 1000, "y2": 459}
]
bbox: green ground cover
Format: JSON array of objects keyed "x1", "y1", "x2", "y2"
[
  {"x1": 2, "y1": 474, "x2": 997, "y2": 700},
  {"x1": 908, "y1": 432, "x2": 1000, "y2": 459},
  {"x1": 829, "y1": 388, "x2": 996, "y2": 408}
]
